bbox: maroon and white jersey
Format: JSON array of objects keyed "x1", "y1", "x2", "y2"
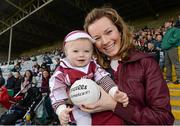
[{"x1": 49, "y1": 58, "x2": 109, "y2": 111}]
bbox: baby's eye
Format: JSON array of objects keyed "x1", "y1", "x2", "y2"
[
  {"x1": 94, "y1": 37, "x2": 101, "y2": 41},
  {"x1": 73, "y1": 50, "x2": 78, "y2": 53}
]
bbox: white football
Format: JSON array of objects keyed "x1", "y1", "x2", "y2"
[{"x1": 69, "y1": 78, "x2": 100, "y2": 106}]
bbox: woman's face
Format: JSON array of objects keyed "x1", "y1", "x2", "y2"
[
  {"x1": 14, "y1": 72, "x2": 20, "y2": 78},
  {"x1": 43, "y1": 71, "x2": 49, "y2": 78},
  {"x1": 88, "y1": 17, "x2": 121, "y2": 59},
  {"x1": 25, "y1": 71, "x2": 31, "y2": 77}
]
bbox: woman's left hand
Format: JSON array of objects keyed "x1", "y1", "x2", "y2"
[{"x1": 79, "y1": 86, "x2": 117, "y2": 113}]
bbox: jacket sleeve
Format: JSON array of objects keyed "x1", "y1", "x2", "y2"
[
  {"x1": 168, "y1": 28, "x2": 180, "y2": 45},
  {"x1": 114, "y1": 57, "x2": 174, "y2": 124},
  {"x1": 49, "y1": 70, "x2": 68, "y2": 112}
]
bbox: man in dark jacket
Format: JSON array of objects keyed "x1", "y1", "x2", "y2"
[
  {"x1": 0, "y1": 71, "x2": 5, "y2": 86},
  {"x1": 5, "y1": 72, "x2": 16, "y2": 95}
]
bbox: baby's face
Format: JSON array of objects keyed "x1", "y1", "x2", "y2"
[{"x1": 64, "y1": 39, "x2": 93, "y2": 67}]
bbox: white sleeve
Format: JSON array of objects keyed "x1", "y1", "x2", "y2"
[
  {"x1": 109, "y1": 86, "x2": 118, "y2": 98},
  {"x1": 49, "y1": 70, "x2": 68, "y2": 111},
  {"x1": 56, "y1": 104, "x2": 67, "y2": 116}
]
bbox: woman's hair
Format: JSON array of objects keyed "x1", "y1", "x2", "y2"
[
  {"x1": 84, "y1": 7, "x2": 134, "y2": 68},
  {"x1": 23, "y1": 70, "x2": 33, "y2": 82}
]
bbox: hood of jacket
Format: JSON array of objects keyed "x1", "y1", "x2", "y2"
[{"x1": 123, "y1": 50, "x2": 153, "y2": 63}]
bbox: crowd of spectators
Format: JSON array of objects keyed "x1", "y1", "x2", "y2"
[{"x1": 133, "y1": 14, "x2": 180, "y2": 72}]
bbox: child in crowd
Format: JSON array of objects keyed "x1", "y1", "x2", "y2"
[{"x1": 49, "y1": 30, "x2": 129, "y2": 125}]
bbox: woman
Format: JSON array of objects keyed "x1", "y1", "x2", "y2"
[
  {"x1": 21, "y1": 70, "x2": 37, "y2": 93},
  {"x1": 41, "y1": 69, "x2": 50, "y2": 93},
  {"x1": 81, "y1": 7, "x2": 174, "y2": 124}
]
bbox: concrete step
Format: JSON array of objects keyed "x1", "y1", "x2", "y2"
[
  {"x1": 168, "y1": 84, "x2": 180, "y2": 89},
  {"x1": 174, "y1": 120, "x2": 180, "y2": 125},
  {"x1": 172, "y1": 109, "x2": 180, "y2": 120},
  {"x1": 171, "y1": 100, "x2": 180, "y2": 107},
  {"x1": 171, "y1": 96, "x2": 180, "y2": 101},
  {"x1": 169, "y1": 89, "x2": 180, "y2": 97},
  {"x1": 172, "y1": 106, "x2": 180, "y2": 110}
]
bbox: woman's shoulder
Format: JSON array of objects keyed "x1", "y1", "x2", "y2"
[{"x1": 127, "y1": 50, "x2": 154, "y2": 63}]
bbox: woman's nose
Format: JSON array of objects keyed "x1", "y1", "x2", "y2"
[{"x1": 101, "y1": 36, "x2": 109, "y2": 45}]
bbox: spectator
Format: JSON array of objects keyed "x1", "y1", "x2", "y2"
[
  {"x1": 12, "y1": 61, "x2": 21, "y2": 72},
  {"x1": 146, "y1": 42, "x2": 160, "y2": 63},
  {"x1": 32, "y1": 62, "x2": 40, "y2": 76},
  {"x1": 154, "y1": 34, "x2": 165, "y2": 71},
  {"x1": 43, "y1": 52, "x2": 53, "y2": 65},
  {"x1": 0, "y1": 71, "x2": 5, "y2": 86},
  {"x1": 161, "y1": 21, "x2": 180, "y2": 84},
  {"x1": 175, "y1": 14, "x2": 180, "y2": 28},
  {"x1": 31, "y1": 55, "x2": 37, "y2": 61},
  {"x1": 41, "y1": 69, "x2": 50, "y2": 93},
  {"x1": 5, "y1": 72, "x2": 16, "y2": 91},
  {"x1": 21, "y1": 70, "x2": 37, "y2": 93},
  {"x1": 14, "y1": 71, "x2": 22, "y2": 95},
  {"x1": 54, "y1": 57, "x2": 60, "y2": 69}
]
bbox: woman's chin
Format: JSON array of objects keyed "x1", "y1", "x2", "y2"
[{"x1": 105, "y1": 51, "x2": 118, "y2": 58}]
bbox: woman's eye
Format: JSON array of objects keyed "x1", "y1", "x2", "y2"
[
  {"x1": 107, "y1": 30, "x2": 112, "y2": 34},
  {"x1": 85, "y1": 50, "x2": 90, "y2": 53}
]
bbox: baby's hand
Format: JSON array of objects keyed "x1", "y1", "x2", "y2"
[
  {"x1": 59, "y1": 107, "x2": 73, "y2": 126},
  {"x1": 114, "y1": 90, "x2": 129, "y2": 107}
]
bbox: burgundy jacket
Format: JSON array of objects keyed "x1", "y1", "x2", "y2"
[{"x1": 113, "y1": 50, "x2": 174, "y2": 124}]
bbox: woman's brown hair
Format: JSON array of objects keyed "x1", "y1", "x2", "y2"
[{"x1": 84, "y1": 7, "x2": 134, "y2": 68}]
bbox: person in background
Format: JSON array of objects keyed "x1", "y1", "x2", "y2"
[
  {"x1": 42, "y1": 52, "x2": 53, "y2": 72},
  {"x1": 175, "y1": 13, "x2": 180, "y2": 28},
  {"x1": 54, "y1": 57, "x2": 60, "y2": 70},
  {"x1": 41, "y1": 69, "x2": 50, "y2": 93},
  {"x1": 32, "y1": 62, "x2": 40, "y2": 76},
  {"x1": 146, "y1": 42, "x2": 160, "y2": 63},
  {"x1": 0, "y1": 71, "x2": 5, "y2": 86},
  {"x1": 81, "y1": 6, "x2": 174, "y2": 125},
  {"x1": 36, "y1": 67, "x2": 44, "y2": 88},
  {"x1": 161, "y1": 21, "x2": 180, "y2": 84},
  {"x1": 12, "y1": 61, "x2": 21, "y2": 72},
  {"x1": 5, "y1": 72, "x2": 16, "y2": 94},
  {"x1": 154, "y1": 34, "x2": 164, "y2": 71},
  {"x1": 14, "y1": 71, "x2": 22, "y2": 95},
  {"x1": 21, "y1": 70, "x2": 37, "y2": 93}
]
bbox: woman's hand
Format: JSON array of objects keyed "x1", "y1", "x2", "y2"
[
  {"x1": 114, "y1": 90, "x2": 129, "y2": 107},
  {"x1": 79, "y1": 86, "x2": 117, "y2": 113}
]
